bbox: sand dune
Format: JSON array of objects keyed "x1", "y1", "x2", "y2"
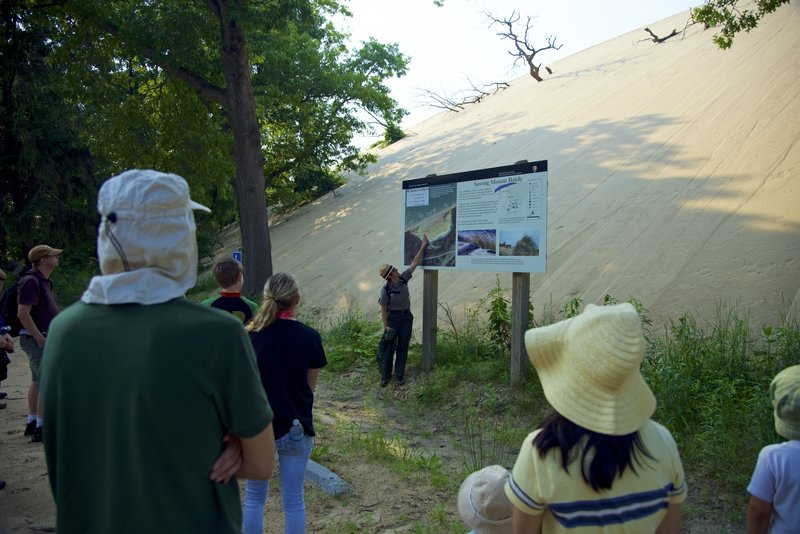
[{"x1": 262, "y1": 4, "x2": 800, "y2": 331}]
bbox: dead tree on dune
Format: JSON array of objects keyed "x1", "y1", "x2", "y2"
[
  {"x1": 643, "y1": 27, "x2": 680, "y2": 43},
  {"x1": 487, "y1": 11, "x2": 561, "y2": 82}
]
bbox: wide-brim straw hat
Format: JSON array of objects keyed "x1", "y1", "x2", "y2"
[
  {"x1": 378, "y1": 263, "x2": 394, "y2": 280},
  {"x1": 457, "y1": 465, "x2": 512, "y2": 534},
  {"x1": 524, "y1": 303, "x2": 656, "y2": 436}
]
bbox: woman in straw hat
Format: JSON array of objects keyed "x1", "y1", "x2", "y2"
[
  {"x1": 504, "y1": 303, "x2": 686, "y2": 533},
  {"x1": 243, "y1": 272, "x2": 328, "y2": 534},
  {"x1": 376, "y1": 234, "x2": 428, "y2": 387}
]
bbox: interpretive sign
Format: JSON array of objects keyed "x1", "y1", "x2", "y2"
[{"x1": 402, "y1": 160, "x2": 548, "y2": 273}]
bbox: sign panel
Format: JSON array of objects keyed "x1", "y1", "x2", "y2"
[{"x1": 402, "y1": 160, "x2": 548, "y2": 273}]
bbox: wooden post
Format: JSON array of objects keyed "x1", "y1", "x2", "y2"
[
  {"x1": 422, "y1": 269, "x2": 438, "y2": 371},
  {"x1": 510, "y1": 272, "x2": 531, "y2": 386}
]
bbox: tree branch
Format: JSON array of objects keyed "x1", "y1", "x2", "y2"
[
  {"x1": 419, "y1": 80, "x2": 509, "y2": 112},
  {"x1": 486, "y1": 11, "x2": 561, "y2": 82},
  {"x1": 97, "y1": 13, "x2": 226, "y2": 104},
  {"x1": 643, "y1": 27, "x2": 680, "y2": 43}
]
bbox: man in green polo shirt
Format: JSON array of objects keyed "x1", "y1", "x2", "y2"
[{"x1": 41, "y1": 170, "x2": 276, "y2": 533}]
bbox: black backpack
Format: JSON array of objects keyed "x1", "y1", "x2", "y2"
[{"x1": 0, "y1": 281, "x2": 23, "y2": 337}]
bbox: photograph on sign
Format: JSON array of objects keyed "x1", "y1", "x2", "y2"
[
  {"x1": 402, "y1": 161, "x2": 548, "y2": 273},
  {"x1": 404, "y1": 183, "x2": 456, "y2": 267}
]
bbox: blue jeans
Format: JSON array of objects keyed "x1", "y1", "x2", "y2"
[{"x1": 242, "y1": 432, "x2": 314, "y2": 534}]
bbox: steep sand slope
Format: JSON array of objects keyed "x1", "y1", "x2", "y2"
[{"x1": 263, "y1": 5, "x2": 799, "y2": 330}]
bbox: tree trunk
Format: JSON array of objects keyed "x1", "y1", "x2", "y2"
[
  {"x1": 218, "y1": 4, "x2": 272, "y2": 297},
  {"x1": 528, "y1": 62, "x2": 543, "y2": 82}
]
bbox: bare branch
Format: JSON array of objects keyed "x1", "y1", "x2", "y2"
[
  {"x1": 418, "y1": 88, "x2": 466, "y2": 112},
  {"x1": 418, "y1": 80, "x2": 509, "y2": 113},
  {"x1": 643, "y1": 27, "x2": 680, "y2": 43},
  {"x1": 486, "y1": 10, "x2": 561, "y2": 82}
]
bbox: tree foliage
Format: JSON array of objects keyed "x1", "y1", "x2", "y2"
[
  {"x1": 2, "y1": 0, "x2": 409, "y2": 296},
  {"x1": 693, "y1": 0, "x2": 790, "y2": 49},
  {"x1": 0, "y1": 0, "x2": 105, "y2": 266}
]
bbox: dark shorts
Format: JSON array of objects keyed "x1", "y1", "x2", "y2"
[{"x1": 20, "y1": 335, "x2": 44, "y2": 382}]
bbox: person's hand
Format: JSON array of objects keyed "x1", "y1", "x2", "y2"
[
  {"x1": 34, "y1": 333, "x2": 45, "y2": 349},
  {"x1": 210, "y1": 433, "x2": 243, "y2": 483},
  {"x1": 1, "y1": 334, "x2": 14, "y2": 353}
]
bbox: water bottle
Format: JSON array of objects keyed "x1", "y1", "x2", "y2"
[{"x1": 289, "y1": 418, "x2": 304, "y2": 441}]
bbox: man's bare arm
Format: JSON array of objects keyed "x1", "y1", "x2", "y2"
[
  {"x1": 17, "y1": 304, "x2": 45, "y2": 347},
  {"x1": 237, "y1": 422, "x2": 276, "y2": 480}
]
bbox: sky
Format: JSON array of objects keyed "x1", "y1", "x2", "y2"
[{"x1": 334, "y1": 0, "x2": 699, "y2": 145}]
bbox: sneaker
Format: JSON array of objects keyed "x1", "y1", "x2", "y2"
[
  {"x1": 397, "y1": 379, "x2": 405, "y2": 386},
  {"x1": 380, "y1": 380, "x2": 389, "y2": 387},
  {"x1": 24, "y1": 421, "x2": 36, "y2": 436},
  {"x1": 31, "y1": 426, "x2": 43, "y2": 443},
  {"x1": 0, "y1": 402, "x2": 6, "y2": 409},
  {"x1": 0, "y1": 392, "x2": 7, "y2": 399}
]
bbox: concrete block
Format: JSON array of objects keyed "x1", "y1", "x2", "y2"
[{"x1": 305, "y1": 459, "x2": 352, "y2": 496}]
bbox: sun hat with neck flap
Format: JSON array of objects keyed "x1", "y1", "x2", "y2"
[
  {"x1": 524, "y1": 302, "x2": 656, "y2": 436},
  {"x1": 81, "y1": 169, "x2": 211, "y2": 306}
]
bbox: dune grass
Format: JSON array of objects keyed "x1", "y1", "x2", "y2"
[{"x1": 317, "y1": 286, "x2": 799, "y2": 523}]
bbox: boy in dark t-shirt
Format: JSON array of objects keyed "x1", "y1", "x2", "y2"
[{"x1": 201, "y1": 258, "x2": 258, "y2": 324}]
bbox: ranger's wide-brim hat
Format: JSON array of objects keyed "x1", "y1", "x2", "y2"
[
  {"x1": 524, "y1": 303, "x2": 656, "y2": 436},
  {"x1": 378, "y1": 263, "x2": 394, "y2": 280}
]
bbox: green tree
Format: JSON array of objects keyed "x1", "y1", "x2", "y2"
[
  {"x1": 0, "y1": 0, "x2": 105, "y2": 266},
  {"x1": 30, "y1": 0, "x2": 407, "y2": 295},
  {"x1": 693, "y1": 0, "x2": 790, "y2": 49}
]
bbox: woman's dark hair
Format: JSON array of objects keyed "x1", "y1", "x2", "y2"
[{"x1": 532, "y1": 411, "x2": 654, "y2": 491}]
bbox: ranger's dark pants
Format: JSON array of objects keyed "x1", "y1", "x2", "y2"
[{"x1": 382, "y1": 310, "x2": 413, "y2": 382}]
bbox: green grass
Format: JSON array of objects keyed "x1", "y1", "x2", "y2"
[
  {"x1": 49, "y1": 261, "x2": 797, "y2": 525},
  {"x1": 642, "y1": 303, "x2": 799, "y2": 487},
  {"x1": 321, "y1": 287, "x2": 800, "y2": 523}
]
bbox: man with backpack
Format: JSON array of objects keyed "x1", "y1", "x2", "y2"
[
  {"x1": 376, "y1": 234, "x2": 428, "y2": 387},
  {"x1": 17, "y1": 244, "x2": 62, "y2": 443}
]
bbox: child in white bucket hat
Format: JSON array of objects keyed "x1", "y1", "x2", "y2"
[
  {"x1": 746, "y1": 364, "x2": 800, "y2": 534},
  {"x1": 504, "y1": 303, "x2": 687, "y2": 533},
  {"x1": 458, "y1": 465, "x2": 513, "y2": 534}
]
